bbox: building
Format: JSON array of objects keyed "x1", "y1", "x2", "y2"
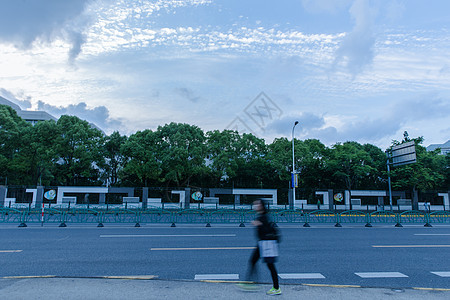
[
  {"x1": 427, "y1": 140, "x2": 450, "y2": 155},
  {"x1": 0, "y1": 96, "x2": 57, "y2": 124}
]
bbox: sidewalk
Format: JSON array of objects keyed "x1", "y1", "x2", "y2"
[{"x1": 1, "y1": 277, "x2": 449, "y2": 300}]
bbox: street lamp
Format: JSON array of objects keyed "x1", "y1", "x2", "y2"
[{"x1": 292, "y1": 121, "x2": 299, "y2": 209}]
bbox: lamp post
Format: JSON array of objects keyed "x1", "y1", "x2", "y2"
[{"x1": 291, "y1": 121, "x2": 299, "y2": 209}]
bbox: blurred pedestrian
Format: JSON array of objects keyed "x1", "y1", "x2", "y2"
[{"x1": 238, "y1": 199, "x2": 281, "y2": 295}]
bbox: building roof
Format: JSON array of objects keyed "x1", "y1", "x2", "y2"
[
  {"x1": 1, "y1": 96, "x2": 56, "y2": 123},
  {"x1": 0, "y1": 96, "x2": 21, "y2": 111},
  {"x1": 427, "y1": 140, "x2": 450, "y2": 155}
]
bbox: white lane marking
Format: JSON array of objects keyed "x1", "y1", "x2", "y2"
[
  {"x1": 0, "y1": 250, "x2": 23, "y2": 253},
  {"x1": 431, "y1": 272, "x2": 450, "y2": 277},
  {"x1": 150, "y1": 247, "x2": 256, "y2": 251},
  {"x1": 279, "y1": 273, "x2": 325, "y2": 279},
  {"x1": 373, "y1": 245, "x2": 450, "y2": 248},
  {"x1": 355, "y1": 272, "x2": 408, "y2": 278},
  {"x1": 100, "y1": 234, "x2": 236, "y2": 238},
  {"x1": 195, "y1": 274, "x2": 239, "y2": 280},
  {"x1": 414, "y1": 234, "x2": 450, "y2": 236}
]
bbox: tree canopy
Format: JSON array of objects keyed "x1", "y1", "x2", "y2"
[{"x1": 1, "y1": 105, "x2": 448, "y2": 195}]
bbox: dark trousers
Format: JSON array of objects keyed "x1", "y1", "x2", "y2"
[{"x1": 246, "y1": 246, "x2": 279, "y2": 289}]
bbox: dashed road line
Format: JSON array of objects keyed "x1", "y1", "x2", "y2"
[
  {"x1": 355, "y1": 272, "x2": 408, "y2": 278},
  {"x1": 101, "y1": 234, "x2": 236, "y2": 238},
  {"x1": 101, "y1": 275, "x2": 157, "y2": 280},
  {"x1": 195, "y1": 274, "x2": 239, "y2": 280},
  {"x1": 431, "y1": 271, "x2": 450, "y2": 277},
  {"x1": 150, "y1": 247, "x2": 256, "y2": 251},
  {"x1": 2, "y1": 275, "x2": 56, "y2": 279},
  {"x1": 414, "y1": 234, "x2": 450, "y2": 236},
  {"x1": 1, "y1": 275, "x2": 157, "y2": 280},
  {"x1": 0, "y1": 250, "x2": 23, "y2": 253},
  {"x1": 373, "y1": 245, "x2": 450, "y2": 248},
  {"x1": 279, "y1": 273, "x2": 325, "y2": 279},
  {"x1": 413, "y1": 287, "x2": 450, "y2": 291},
  {"x1": 302, "y1": 284, "x2": 361, "y2": 288}
]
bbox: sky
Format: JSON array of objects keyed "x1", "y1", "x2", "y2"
[{"x1": 0, "y1": 0, "x2": 449, "y2": 150}]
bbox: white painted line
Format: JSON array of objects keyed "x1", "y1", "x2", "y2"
[
  {"x1": 151, "y1": 247, "x2": 256, "y2": 251},
  {"x1": 414, "y1": 234, "x2": 450, "y2": 236},
  {"x1": 195, "y1": 274, "x2": 239, "y2": 280},
  {"x1": 101, "y1": 234, "x2": 236, "y2": 238},
  {"x1": 355, "y1": 272, "x2": 408, "y2": 278},
  {"x1": 279, "y1": 273, "x2": 325, "y2": 279},
  {"x1": 431, "y1": 272, "x2": 450, "y2": 277},
  {"x1": 0, "y1": 250, "x2": 23, "y2": 253},
  {"x1": 373, "y1": 245, "x2": 450, "y2": 248}
]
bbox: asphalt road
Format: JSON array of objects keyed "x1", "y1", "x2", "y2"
[{"x1": 1, "y1": 224, "x2": 449, "y2": 289}]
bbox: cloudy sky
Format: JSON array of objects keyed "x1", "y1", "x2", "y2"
[{"x1": 0, "y1": 0, "x2": 449, "y2": 149}]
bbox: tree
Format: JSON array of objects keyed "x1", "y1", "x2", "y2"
[
  {"x1": 268, "y1": 138, "x2": 330, "y2": 190},
  {"x1": 232, "y1": 133, "x2": 271, "y2": 188},
  {"x1": 359, "y1": 143, "x2": 386, "y2": 190},
  {"x1": 205, "y1": 130, "x2": 241, "y2": 186},
  {"x1": 156, "y1": 123, "x2": 208, "y2": 187},
  {"x1": 328, "y1": 141, "x2": 376, "y2": 208},
  {"x1": 13, "y1": 120, "x2": 59, "y2": 186},
  {"x1": 390, "y1": 136, "x2": 446, "y2": 193},
  {"x1": 121, "y1": 129, "x2": 161, "y2": 186},
  {"x1": 103, "y1": 131, "x2": 127, "y2": 186},
  {"x1": 53, "y1": 115, "x2": 105, "y2": 186},
  {"x1": 0, "y1": 105, "x2": 31, "y2": 185}
]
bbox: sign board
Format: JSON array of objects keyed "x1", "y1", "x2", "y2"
[
  {"x1": 391, "y1": 141, "x2": 416, "y2": 167},
  {"x1": 291, "y1": 173, "x2": 298, "y2": 188}
]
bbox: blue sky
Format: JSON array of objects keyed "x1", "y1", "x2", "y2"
[{"x1": 0, "y1": 0, "x2": 449, "y2": 149}]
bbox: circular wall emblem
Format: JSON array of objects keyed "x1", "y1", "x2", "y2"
[
  {"x1": 333, "y1": 193, "x2": 343, "y2": 202},
  {"x1": 44, "y1": 190, "x2": 56, "y2": 200},
  {"x1": 191, "y1": 191, "x2": 203, "y2": 201}
]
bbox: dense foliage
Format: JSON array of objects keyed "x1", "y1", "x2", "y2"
[{"x1": 1, "y1": 105, "x2": 448, "y2": 193}]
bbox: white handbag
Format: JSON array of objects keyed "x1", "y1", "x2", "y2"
[{"x1": 258, "y1": 240, "x2": 279, "y2": 258}]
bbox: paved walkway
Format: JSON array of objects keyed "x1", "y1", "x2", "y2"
[{"x1": 1, "y1": 277, "x2": 449, "y2": 300}]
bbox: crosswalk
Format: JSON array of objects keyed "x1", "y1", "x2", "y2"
[{"x1": 194, "y1": 271, "x2": 450, "y2": 280}]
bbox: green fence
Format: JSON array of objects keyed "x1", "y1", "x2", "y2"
[{"x1": 1, "y1": 207, "x2": 449, "y2": 227}]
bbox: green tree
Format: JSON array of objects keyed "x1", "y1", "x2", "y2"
[
  {"x1": 390, "y1": 135, "x2": 446, "y2": 193},
  {"x1": 205, "y1": 130, "x2": 241, "y2": 186},
  {"x1": 156, "y1": 123, "x2": 207, "y2": 187},
  {"x1": 103, "y1": 131, "x2": 127, "y2": 186},
  {"x1": 328, "y1": 141, "x2": 376, "y2": 208},
  {"x1": 53, "y1": 115, "x2": 105, "y2": 186},
  {"x1": 268, "y1": 138, "x2": 330, "y2": 190},
  {"x1": 121, "y1": 129, "x2": 161, "y2": 186},
  {"x1": 359, "y1": 143, "x2": 386, "y2": 190},
  {"x1": 13, "y1": 120, "x2": 59, "y2": 186},
  {"x1": 232, "y1": 133, "x2": 270, "y2": 188},
  {"x1": 0, "y1": 105, "x2": 31, "y2": 185}
]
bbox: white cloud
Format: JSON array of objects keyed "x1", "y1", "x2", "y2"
[
  {"x1": 301, "y1": 0, "x2": 352, "y2": 14},
  {"x1": 37, "y1": 101, "x2": 123, "y2": 133},
  {"x1": 0, "y1": 0, "x2": 93, "y2": 61},
  {"x1": 333, "y1": 0, "x2": 377, "y2": 76}
]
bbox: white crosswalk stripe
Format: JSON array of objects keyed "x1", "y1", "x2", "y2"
[
  {"x1": 431, "y1": 272, "x2": 450, "y2": 277},
  {"x1": 279, "y1": 273, "x2": 325, "y2": 279},
  {"x1": 194, "y1": 274, "x2": 239, "y2": 280},
  {"x1": 355, "y1": 272, "x2": 408, "y2": 278}
]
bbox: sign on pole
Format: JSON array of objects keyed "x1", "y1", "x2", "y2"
[
  {"x1": 291, "y1": 173, "x2": 298, "y2": 188},
  {"x1": 391, "y1": 141, "x2": 416, "y2": 167}
]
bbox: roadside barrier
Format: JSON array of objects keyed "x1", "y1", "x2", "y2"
[
  {"x1": 1, "y1": 207, "x2": 449, "y2": 228},
  {"x1": 369, "y1": 211, "x2": 398, "y2": 227},
  {"x1": 306, "y1": 210, "x2": 339, "y2": 227}
]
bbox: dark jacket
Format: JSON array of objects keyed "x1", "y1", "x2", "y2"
[{"x1": 255, "y1": 213, "x2": 275, "y2": 241}]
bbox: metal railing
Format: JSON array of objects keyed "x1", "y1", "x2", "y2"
[{"x1": 1, "y1": 207, "x2": 449, "y2": 227}]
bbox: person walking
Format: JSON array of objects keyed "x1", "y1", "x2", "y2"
[{"x1": 238, "y1": 199, "x2": 281, "y2": 295}]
